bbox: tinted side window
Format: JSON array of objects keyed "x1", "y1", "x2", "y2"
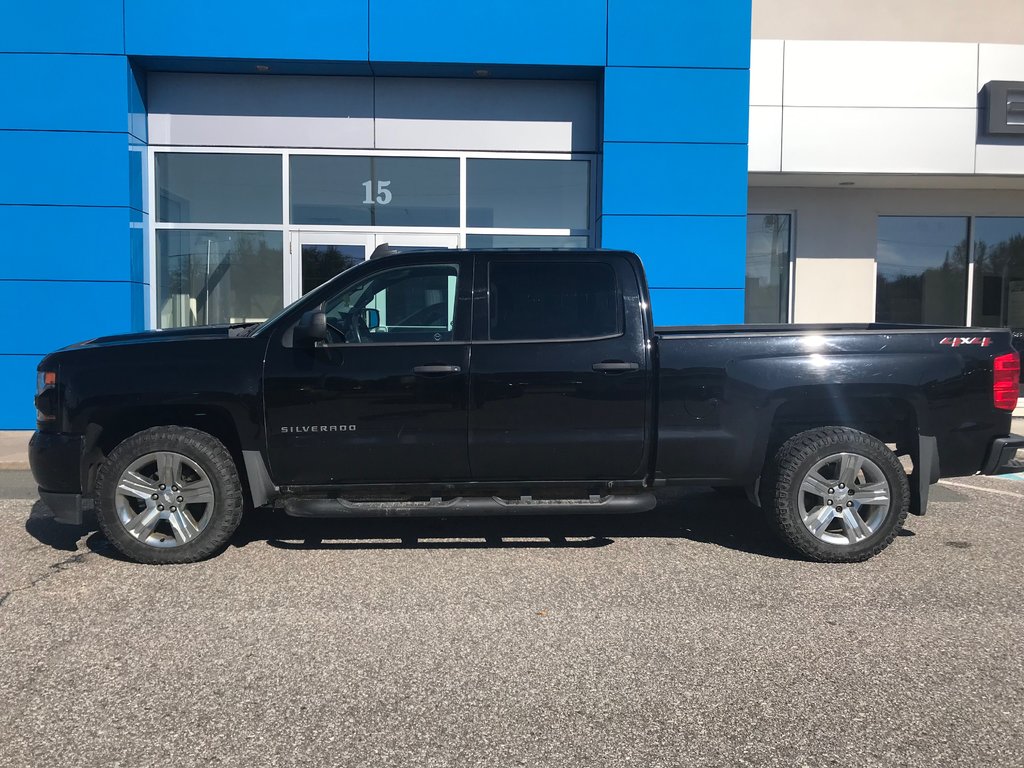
[{"x1": 488, "y1": 261, "x2": 622, "y2": 341}]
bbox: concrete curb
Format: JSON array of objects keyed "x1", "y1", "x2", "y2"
[{"x1": 0, "y1": 431, "x2": 32, "y2": 471}]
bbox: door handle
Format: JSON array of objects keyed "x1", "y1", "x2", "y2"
[
  {"x1": 592, "y1": 361, "x2": 640, "y2": 372},
  {"x1": 413, "y1": 365, "x2": 462, "y2": 375}
]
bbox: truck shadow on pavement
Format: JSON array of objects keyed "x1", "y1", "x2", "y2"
[
  {"x1": 24, "y1": 488, "x2": 820, "y2": 561},
  {"x1": 237, "y1": 488, "x2": 794, "y2": 558}
]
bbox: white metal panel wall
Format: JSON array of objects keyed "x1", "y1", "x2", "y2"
[
  {"x1": 747, "y1": 40, "x2": 1024, "y2": 176},
  {"x1": 781, "y1": 107, "x2": 977, "y2": 174},
  {"x1": 748, "y1": 106, "x2": 782, "y2": 172},
  {"x1": 148, "y1": 73, "x2": 597, "y2": 153},
  {"x1": 783, "y1": 41, "x2": 977, "y2": 108},
  {"x1": 749, "y1": 39, "x2": 784, "y2": 105}
]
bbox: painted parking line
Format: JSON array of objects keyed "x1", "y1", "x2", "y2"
[{"x1": 940, "y1": 479, "x2": 1024, "y2": 498}]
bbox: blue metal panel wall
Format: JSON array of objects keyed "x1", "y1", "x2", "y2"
[
  {"x1": 125, "y1": 1, "x2": 369, "y2": 60},
  {"x1": 0, "y1": 0, "x2": 123, "y2": 55},
  {"x1": 608, "y1": 0, "x2": 752, "y2": 69},
  {"x1": 601, "y1": 0, "x2": 750, "y2": 326},
  {"x1": 0, "y1": 8, "x2": 147, "y2": 426},
  {"x1": 0, "y1": 1, "x2": 751, "y2": 427},
  {"x1": 369, "y1": 0, "x2": 607, "y2": 66}
]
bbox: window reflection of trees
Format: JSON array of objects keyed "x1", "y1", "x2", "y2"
[
  {"x1": 876, "y1": 218, "x2": 968, "y2": 325},
  {"x1": 973, "y1": 228, "x2": 1024, "y2": 331},
  {"x1": 159, "y1": 231, "x2": 283, "y2": 327},
  {"x1": 301, "y1": 245, "x2": 364, "y2": 296},
  {"x1": 745, "y1": 214, "x2": 790, "y2": 324}
]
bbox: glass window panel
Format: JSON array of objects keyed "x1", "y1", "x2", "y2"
[
  {"x1": 876, "y1": 216, "x2": 968, "y2": 325},
  {"x1": 467, "y1": 159, "x2": 589, "y2": 229},
  {"x1": 324, "y1": 264, "x2": 460, "y2": 343},
  {"x1": 488, "y1": 261, "x2": 621, "y2": 341},
  {"x1": 466, "y1": 234, "x2": 589, "y2": 249},
  {"x1": 290, "y1": 155, "x2": 459, "y2": 227},
  {"x1": 972, "y1": 218, "x2": 1024, "y2": 337},
  {"x1": 745, "y1": 214, "x2": 791, "y2": 323},
  {"x1": 301, "y1": 243, "x2": 366, "y2": 296},
  {"x1": 156, "y1": 230, "x2": 283, "y2": 328},
  {"x1": 156, "y1": 153, "x2": 282, "y2": 224}
]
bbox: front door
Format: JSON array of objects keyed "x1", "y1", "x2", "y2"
[
  {"x1": 264, "y1": 252, "x2": 473, "y2": 486},
  {"x1": 290, "y1": 231, "x2": 459, "y2": 301}
]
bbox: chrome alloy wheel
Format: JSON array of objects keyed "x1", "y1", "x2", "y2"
[
  {"x1": 796, "y1": 452, "x2": 891, "y2": 546},
  {"x1": 114, "y1": 451, "x2": 216, "y2": 548}
]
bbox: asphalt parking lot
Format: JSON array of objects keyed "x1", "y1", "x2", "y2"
[{"x1": 2, "y1": 469, "x2": 1023, "y2": 767}]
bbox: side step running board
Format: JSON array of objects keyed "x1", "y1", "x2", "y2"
[{"x1": 283, "y1": 493, "x2": 657, "y2": 518}]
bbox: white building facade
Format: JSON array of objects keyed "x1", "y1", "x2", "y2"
[{"x1": 746, "y1": 0, "x2": 1024, "y2": 349}]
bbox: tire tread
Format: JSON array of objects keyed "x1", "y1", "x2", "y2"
[
  {"x1": 94, "y1": 426, "x2": 244, "y2": 565},
  {"x1": 762, "y1": 426, "x2": 910, "y2": 563}
]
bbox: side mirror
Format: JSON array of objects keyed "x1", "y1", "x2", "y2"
[
  {"x1": 294, "y1": 310, "x2": 327, "y2": 345},
  {"x1": 364, "y1": 308, "x2": 381, "y2": 330}
]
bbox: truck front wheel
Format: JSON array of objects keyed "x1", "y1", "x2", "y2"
[
  {"x1": 762, "y1": 427, "x2": 910, "y2": 562},
  {"x1": 94, "y1": 426, "x2": 244, "y2": 564}
]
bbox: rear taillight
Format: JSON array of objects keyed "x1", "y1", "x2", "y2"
[{"x1": 993, "y1": 352, "x2": 1020, "y2": 411}]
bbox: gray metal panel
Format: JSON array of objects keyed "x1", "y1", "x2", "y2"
[
  {"x1": 147, "y1": 73, "x2": 375, "y2": 148},
  {"x1": 374, "y1": 77, "x2": 597, "y2": 152},
  {"x1": 985, "y1": 80, "x2": 1024, "y2": 136}
]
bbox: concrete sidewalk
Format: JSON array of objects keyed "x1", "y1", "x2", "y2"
[
  {"x1": 0, "y1": 430, "x2": 31, "y2": 470},
  {"x1": 2, "y1": 413, "x2": 1023, "y2": 472}
]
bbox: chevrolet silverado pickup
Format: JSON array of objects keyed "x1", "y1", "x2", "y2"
[{"x1": 30, "y1": 248, "x2": 1023, "y2": 564}]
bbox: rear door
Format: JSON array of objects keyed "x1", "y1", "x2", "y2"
[{"x1": 468, "y1": 253, "x2": 650, "y2": 481}]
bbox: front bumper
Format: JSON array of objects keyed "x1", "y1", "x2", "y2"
[
  {"x1": 29, "y1": 431, "x2": 87, "y2": 525},
  {"x1": 981, "y1": 434, "x2": 1024, "y2": 475}
]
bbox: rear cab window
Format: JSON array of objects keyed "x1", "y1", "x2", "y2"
[{"x1": 486, "y1": 260, "x2": 623, "y2": 341}]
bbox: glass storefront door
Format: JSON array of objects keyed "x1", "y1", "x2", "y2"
[{"x1": 290, "y1": 232, "x2": 458, "y2": 301}]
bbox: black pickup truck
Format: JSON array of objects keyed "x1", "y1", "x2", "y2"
[{"x1": 30, "y1": 248, "x2": 1022, "y2": 564}]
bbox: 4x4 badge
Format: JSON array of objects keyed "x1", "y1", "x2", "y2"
[{"x1": 940, "y1": 336, "x2": 993, "y2": 348}]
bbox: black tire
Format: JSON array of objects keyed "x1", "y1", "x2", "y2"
[
  {"x1": 94, "y1": 426, "x2": 244, "y2": 564},
  {"x1": 761, "y1": 426, "x2": 910, "y2": 563}
]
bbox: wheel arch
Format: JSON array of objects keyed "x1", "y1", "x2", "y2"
[
  {"x1": 758, "y1": 395, "x2": 935, "y2": 516},
  {"x1": 82, "y1": 406, "x2": 251, "y2": 503},
  {"x1": 764, "y1": 395, "x2": 920, "y2": 461}
]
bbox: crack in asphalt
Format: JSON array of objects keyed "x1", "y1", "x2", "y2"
[{"x1": 0, "y1": 552, "x2": 90, "y2": 610}]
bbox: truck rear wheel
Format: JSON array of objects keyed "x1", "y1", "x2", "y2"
[
  {"x1": 762, "y1": 426, "x2": 909, "y2": 562},
  {"x1": 94, "y1": 426, "x2": 244, "y2": 564}
]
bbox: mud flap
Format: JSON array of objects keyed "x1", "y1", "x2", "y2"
[{"x1": 909, "y1": 435, "x2": 940, "y2": 516}]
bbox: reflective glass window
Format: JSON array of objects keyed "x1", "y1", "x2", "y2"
[
  {"x1": 291, "y1": 155, "x2": 459, "y2": 227},
  {"x1": 467, "y1": 159, "x2": 589, "y2": 229},
  {"x1": 156, "y1": 153, "x2": 282, "y2": 224},
  {"x1": 488, "y1": 261, "x2": 620, "y2": 341},
  {"x1": 972, "y1": 217, "x2": 1024, "y2": 336},
  {"x1": 156, "y1": 230, "x2": 283, "y2": 328},
  {"x1": 745, "y1": 214, "x2": 791, "y2": 323},
  {"x1": 876, "y1": 216, "x2": 968, "y2": 325},
  {"x1": 301, "y1": 243, "x2": 366, "y2": 296}
]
